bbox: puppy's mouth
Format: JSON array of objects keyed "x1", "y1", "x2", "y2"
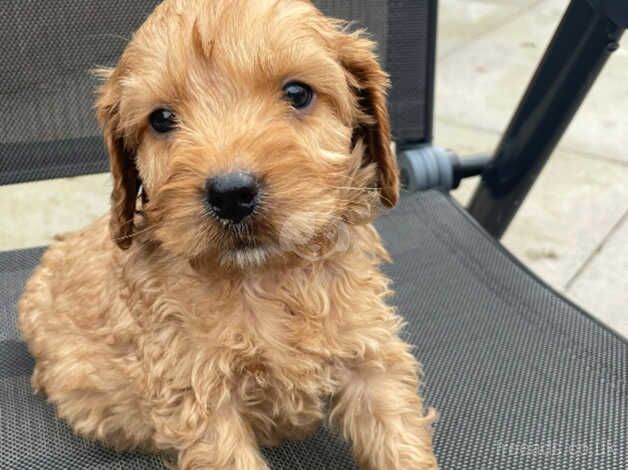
[
  {"x1": 220, "y1": 218, "x2": 268, "y2": 246},
  {"x1": 213, "y1": 220, "x2": 281, "y2": 267}
]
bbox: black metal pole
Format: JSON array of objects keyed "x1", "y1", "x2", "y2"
[
  {"x1": 468, "y1": 0, "x2": 625, "y2": 239},
  {"x1": 422, "y1": 0, "x2": 439, "y2": 144}
]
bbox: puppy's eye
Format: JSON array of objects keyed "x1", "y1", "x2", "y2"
[
  {"x1": 282, "y1": 81, "x2": 314, "y2": 110},
  {"x1": 149, "y1": 109, "x2": 177, "y2": 133}
]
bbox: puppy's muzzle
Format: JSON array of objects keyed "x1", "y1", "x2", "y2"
[{"x1": 206, "y1": 171, "x2": 259, "y2": 223}]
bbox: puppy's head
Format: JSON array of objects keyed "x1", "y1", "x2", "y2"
[{"x1": 97, "y1": 0, "x2": 398, "y2": 268}]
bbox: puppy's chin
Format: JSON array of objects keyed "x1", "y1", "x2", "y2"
[
  {"x1": 217, "y1": 244, "x2": 281, "y2": 270},
  {"x1": 190, "y1": 234, "x2": 328, "y2": 274}
]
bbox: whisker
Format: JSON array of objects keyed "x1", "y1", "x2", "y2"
[
  {"x1": 321, "y1": 185, "x2": 375, "y2": 192},
  {"x1": 112, "y1": 222, "x2": 161, "y2": 243}
]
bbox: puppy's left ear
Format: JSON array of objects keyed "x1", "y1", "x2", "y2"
[{"x1": 339, "y1": 33, "x2": 399, "y2": 208}]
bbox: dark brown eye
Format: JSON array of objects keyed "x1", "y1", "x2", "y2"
[
  {"x1": 149, "y1": 109, "x2": 176, "y2": 133},
  {"x1": 282, "y1": 81, "x2": 314, "y2": 110}
]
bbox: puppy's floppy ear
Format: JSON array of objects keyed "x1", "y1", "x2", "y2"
[
  {"x1": 338, "y1": 32, "x2": 399, "y2": 208},
  {"x1": 95, "y1": 68, "x2": 139, "y2": 250}
]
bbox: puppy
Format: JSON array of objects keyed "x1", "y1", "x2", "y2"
[{"x1": 18, "y1": 1, "x2": 438, "y2": 468}]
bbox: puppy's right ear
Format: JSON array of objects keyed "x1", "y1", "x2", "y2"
[{"x1": 95, "y1": 68, "x2": 139, "y2": 250}]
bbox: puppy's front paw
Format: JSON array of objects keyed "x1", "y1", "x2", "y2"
[
  {"x1": 399, "y1": 449, "x2": 439, "y2": 470},
  {"x1": 30, "y1": 365, "x2": 46, "y2": 397},
  {"x1": 176, "y1": 440, "x2": 270, "y2": 470}
]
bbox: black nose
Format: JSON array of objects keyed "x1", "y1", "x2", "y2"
[{"x1": 206, "y1": 172, "x2": 259, "y2": 223}]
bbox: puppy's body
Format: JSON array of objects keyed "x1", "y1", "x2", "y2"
[{"x1": 19, "y1": 1, "x2": 437, "y2": 468}]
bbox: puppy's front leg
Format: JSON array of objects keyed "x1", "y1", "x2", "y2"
[
  {"x1": 330, "y1": 340, "x2": 438, "y2": 470},
  {"x1": 168, "y1": 407, "x2": 269, "y2": 470}
]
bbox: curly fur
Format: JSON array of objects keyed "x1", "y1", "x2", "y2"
[{"x1": 18, "y1": 1, "x2": 438, "y2": 468}]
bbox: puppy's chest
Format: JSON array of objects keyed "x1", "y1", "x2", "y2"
[
  {"x1": 224, "y1": 307, "x2": 336, "y2": 427},
  {"x1": 218, "y1": 299, "x2": 335, "y2": 384},
  {"x1": 155, "y1": 285, "x2": 338, "y2": 388},
  {"x1": 137, "y1": 273, "x2": 346, "y2": 413}
]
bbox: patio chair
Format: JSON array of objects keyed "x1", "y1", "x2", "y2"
[{"x1": 1, "y1": 1, "x2": 626, "y2": 468}]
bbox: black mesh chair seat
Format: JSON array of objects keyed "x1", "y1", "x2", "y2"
[{"x1": 2, "y1": 191, "x2": 625, "y2": 469}]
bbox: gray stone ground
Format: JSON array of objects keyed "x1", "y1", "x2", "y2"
[{"x1": 1, "y1": 0, "x2": 626, "y2": 337}]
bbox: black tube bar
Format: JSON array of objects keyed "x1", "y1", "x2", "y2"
[{"x1": 468, "y1": 0, "x2": 625, "y2": 238}]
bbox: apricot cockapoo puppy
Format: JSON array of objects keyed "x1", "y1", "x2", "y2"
[{"x1": 18, "y1": 0, "x2": 438, "y2": 468}]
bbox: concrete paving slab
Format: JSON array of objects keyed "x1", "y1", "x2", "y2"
[
  {"x1": 436, "y1": 0, "x2": 628, "y2": 164},
  {"x1": 501, "y1": 152, "x2": 628, "y2": 290},
  {"x1": 566, "y1": 214, "x2": 628, "y2": 338},
  {"x1": 0, "y1": 173, "x2": 111, "y2": 251},
  {"x1": 436, "y1": 0, "x2": 570, "y2": 132},
  {"x1": 561, "y1": 54, "x2": 628, "y2": 165},
  {"x1": 437, "y1": 0, "x2": 539, "y2": 58}
]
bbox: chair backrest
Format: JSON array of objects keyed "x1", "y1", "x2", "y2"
[{"x1": 0, "y1": 0, "x2": 436, "y2": 186}]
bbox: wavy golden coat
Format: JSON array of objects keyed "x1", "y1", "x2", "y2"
[{"x1": 18, "y1": 1, "x2": 437, "y2": 468}]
